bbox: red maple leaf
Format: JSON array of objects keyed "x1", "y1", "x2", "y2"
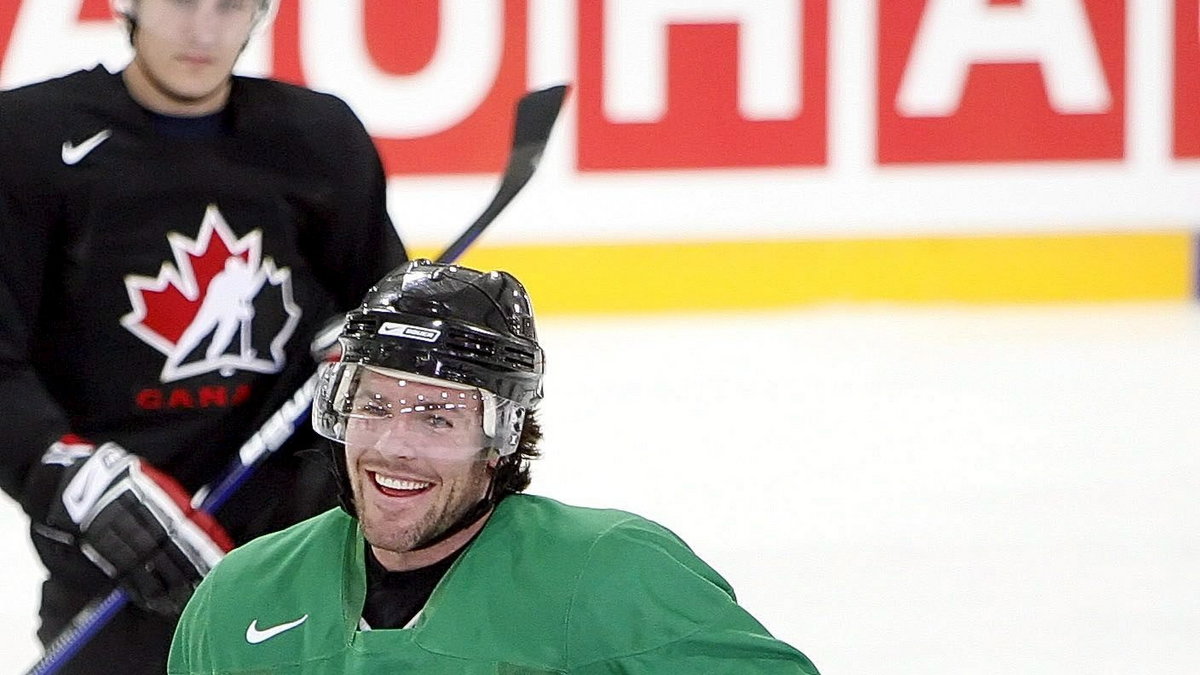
[
  {"x1": 122, "y1": 206, "x2": 261, "y2": 351},
  {"x1": 139, "y1": 237, "x2": 250, "y2": 345}
]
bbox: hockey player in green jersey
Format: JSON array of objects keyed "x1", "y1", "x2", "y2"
[{"x1": 168, "y1": 260, "x2": 819, "y2": 674}]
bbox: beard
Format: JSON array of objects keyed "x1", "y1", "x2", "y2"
[{"x1": 356, "y1": 460, "x2": 492, "y2": 555}]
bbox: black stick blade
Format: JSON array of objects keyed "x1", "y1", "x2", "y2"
[
  {"x1": 514, "y1": 84, "x2": 568, "y2": 149},
  {"x1": 436, "y1": 84, "x2": 569, "y2": 263}
]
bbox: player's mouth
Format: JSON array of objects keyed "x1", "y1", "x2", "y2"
[
  {"x1": 369, "y1": 471, "x2": 434, "y2": 499},
  {"x1": 177, "y1": 54, "x2": 215, "y2": 66}
]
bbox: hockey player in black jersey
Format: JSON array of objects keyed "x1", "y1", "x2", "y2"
[{"x1": 0, "y1": 0, "x2": 406, "y2": 672}]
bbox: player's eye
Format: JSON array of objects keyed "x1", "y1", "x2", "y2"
[
  {"x1": 353, "y1": 398, "x2": 391, "y2": 418},
  {"x1": 425, "y1": 414, "x2": 453, "y2": 430}
]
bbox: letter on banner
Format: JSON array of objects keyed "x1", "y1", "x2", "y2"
[
  {"x1": 300, "y1": 0, "x2": 503, "y2": 137},
  {"x1": 1174, "y1": 0, "x2": 1200, "y2": 157},
  {"x1": 1, "y1": 0, "x2": 128, "y2": 88},
  {"x1": 605, "y1": 0, "x2": 800, "y2": 123},
  {"x1": 898, "y1": 0, "x2": 1110, "y2": 116},
  {"x1": 878, "y1": 0, "x2": 1125, "y2": 162},
  {"x1": 285, "y1": 0, "x2": 529, "y2": 174},
  {"x1": 578, "y1": 0, "x2": 826, "y2": 170}
]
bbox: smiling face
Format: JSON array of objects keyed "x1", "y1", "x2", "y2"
[
  {"x1": 342, "y1": 369, "x2": 497, "y2": 570},
  {"x1": 120, "y1": 0, "x2": 261, "y2": 115}
]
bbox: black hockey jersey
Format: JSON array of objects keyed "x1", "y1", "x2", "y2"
[{"x1": 0, "y1": 66, "x2": 405, "y2": 549}]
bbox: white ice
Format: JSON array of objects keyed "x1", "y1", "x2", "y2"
[{"x1": 3, "y1": 303, "x2": 1198, "y2": 673}]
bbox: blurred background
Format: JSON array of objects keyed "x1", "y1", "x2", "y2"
[{"x1": 2, "y1": 1, "x2": 1198, "y2": 672}]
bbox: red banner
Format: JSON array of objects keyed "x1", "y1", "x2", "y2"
[
  {"x1": 576, "y1": 0, "x2": 827, "y2": 171},
  {"x1": 878, "y1": 0, "x2": 1125, "y2": 163},
  {"x1": 1174, "y1": 0, "x2": 1200, "y2": 157}
]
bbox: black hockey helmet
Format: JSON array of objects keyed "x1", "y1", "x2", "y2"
[{"x1": 313, "y1": 260, "x2": 544, "y2": 457}]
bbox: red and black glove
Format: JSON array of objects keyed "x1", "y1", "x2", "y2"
[{"x1": 30, "y1": 435, "x2": 233, "y2": 616}]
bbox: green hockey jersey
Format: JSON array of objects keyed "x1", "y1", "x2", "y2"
[{"x1": 168, "y1": 494, "x2": 819, "y2": 674}]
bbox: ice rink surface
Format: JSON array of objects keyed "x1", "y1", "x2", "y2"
[{"x1": 2, "y1": 303, "x2": 1197, "y2": 673}]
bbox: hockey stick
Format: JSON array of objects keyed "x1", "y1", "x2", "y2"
[
  {"x1": 437, "y1": 84, "x2": 567, "y2": 262},
  {"x1": 26, "y1": 83, "x2": 568, "y2": 675}
]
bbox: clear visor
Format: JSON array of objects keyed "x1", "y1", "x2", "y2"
[{"x1": 314, "y1": 363, "x2": 496, "y2": 461}]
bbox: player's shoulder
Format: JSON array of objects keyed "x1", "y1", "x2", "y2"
[
  {"x1": 496, "y1": 493, "x2": 652, "y2": 531},
  {"x1": 0, "y1": 67, "x2": 118, "y2": 165},
  {"x1": 495, "y1": 494, "x2": 728, "y2": 596},
  {"x1": 230, "y1": 76, "x2": 361, "y2": 128},
  {"x1": 492, "y1": 494, "x2": 688, "y2": 556},
  {"x1": 0, "y1": 66, "x2": 115, "y2": 112}
]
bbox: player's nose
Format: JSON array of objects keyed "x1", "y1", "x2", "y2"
[{"x1": 184, "y1": 6, "x2": 224, "y2": 48}]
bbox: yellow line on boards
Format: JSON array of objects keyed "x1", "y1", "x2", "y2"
[{"x1": 411, "y1": 231, "x2": 1193, "y2": 315}]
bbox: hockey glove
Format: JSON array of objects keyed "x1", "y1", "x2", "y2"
[{"x1": 33, "y1": 436, "x2": 234, "y2": 616}]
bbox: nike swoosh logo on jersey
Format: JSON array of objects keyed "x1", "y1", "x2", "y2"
[
  {"x1": 246, "y1": 615, "x2": 309, "y2": 644},
  {"x1": 61, "y1": 129, "x2": 112, "y2": 165}
]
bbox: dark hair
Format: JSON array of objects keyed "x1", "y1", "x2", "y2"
[
  {"x1": 492, "y1": 410, "x2": 542, "y2": 498},
  {"x1": 122, "y1": 14, "x2": 136, "y2": 44}
]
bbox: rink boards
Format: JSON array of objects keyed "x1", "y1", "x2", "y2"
[{"x1": 433, "y1": 230, "x2": 1196, "y2": 314}]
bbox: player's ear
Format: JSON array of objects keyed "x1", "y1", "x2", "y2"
[
  {"x1": 111, "y1": 0, "x2": 138, "y2": 45},
  {"x1": 110, "y1": 0, "x2": 134, "y2": 20}
]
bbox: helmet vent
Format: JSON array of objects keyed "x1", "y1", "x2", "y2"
[
  {"x1": 444, "y1": 329, "x2": 538, "y2": 373},
  {"x1": 446, "y1": 329, "x2": 498, "y2": 360},
  {"x1": 344, "y1": 315, "x2": 378, "y2": 337},
  {"x1": 501, "y1": 346, "x2": 537, "y2": 371}
]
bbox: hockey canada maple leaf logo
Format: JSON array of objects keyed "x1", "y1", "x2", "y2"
[{"x1": 121, "y1": 205, "x2": 301, "y2": 383}]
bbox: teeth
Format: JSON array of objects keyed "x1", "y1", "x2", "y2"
[{"x1": 374, "y1": 473, "x2": 432, "y2": 491}]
